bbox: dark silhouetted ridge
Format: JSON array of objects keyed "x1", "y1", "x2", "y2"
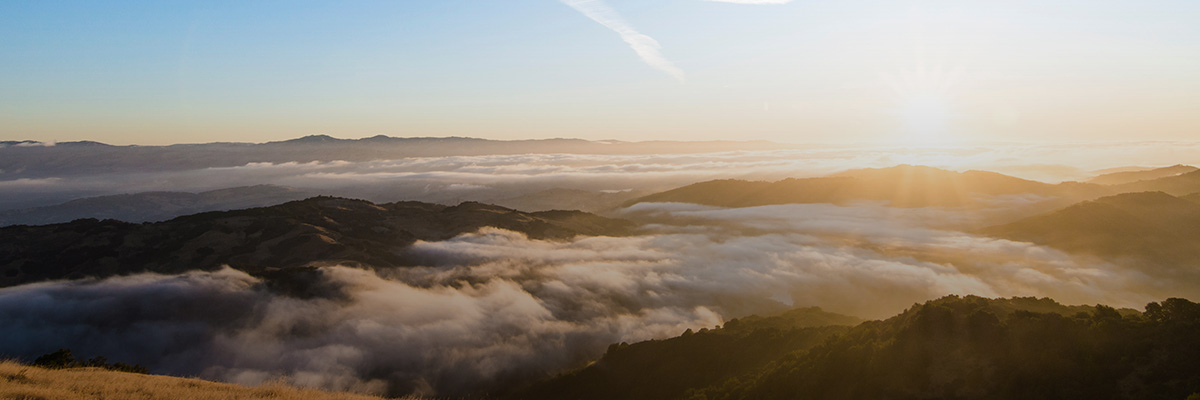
[
  {"x1": 517, "y1": 295, "x2": 1200, "y2": 400},
  {"x1": 0, "y1": 197, "x2": 635, "y2": 287}
]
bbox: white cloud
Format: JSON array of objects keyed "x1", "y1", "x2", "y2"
[{"x1": 561, "y1": 0, "x2": 686, "y2": 82}]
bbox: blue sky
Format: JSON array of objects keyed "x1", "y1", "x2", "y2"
[{"x1": 2, "y1": 0, "x2": 1199, "y2": 145}]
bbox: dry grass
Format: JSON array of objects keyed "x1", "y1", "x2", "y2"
[{"x1": 0, "y1": 360, "x2": 407, "y2": 400}]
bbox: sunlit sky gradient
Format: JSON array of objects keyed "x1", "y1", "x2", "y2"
[{"x1": 2, "y1": 1, "x2": 1198, "y2": 145}]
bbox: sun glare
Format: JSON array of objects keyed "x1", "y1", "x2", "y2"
[
  {"x1": 883, "y1": 62, "x2": 964, "y2": 146},
  {"x1": 898, "y1": 92, "x2": 951, "y2": 143}
]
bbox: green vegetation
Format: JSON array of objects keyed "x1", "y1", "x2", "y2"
[
  {"x1": 515, "y1": 308, "x2": 862, "y2": 400},
  {"x1": 517, "y1": 296, "x2": 1200, "y2": 400}
]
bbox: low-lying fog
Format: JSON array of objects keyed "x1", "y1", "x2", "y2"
[
  {"x1": 3, "y1": 141, "x2": 1200, "y2": 210},
  {"x1": 2, "y1": 199, "x2": 1187, "y2": 397}
]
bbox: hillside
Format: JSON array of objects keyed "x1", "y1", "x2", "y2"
[
  {"x1": 515, "y1": 308, "x2": 863, "y2": 400},
  {"x1": 0, "y1": 360, "x2": 394, "y2": 400},
  {"x1": 1087, "y1": 164, "x2": 1198, "y2": 185},
  {"x1": 630, "y1": 165, "x2": 1110, "y2": 208},
  {"x1": 516, "y1": 296, "x2": 1200, "y2": 400},
  {"x1": 0, "y1": 185, "x2": 315, "y2": 226},
  {"x1": 979, "y1": 191, "x2": 1200, "y2": 267},
  {"x1": 1114, "y1": 169, "x2": 1200, "y2": 196},
  {"x1": 0, "y1": 197, "x2": 635, "y2": 287}
]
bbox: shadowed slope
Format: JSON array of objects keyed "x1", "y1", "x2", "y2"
[
  {"x1": 515, "y1": 296, "x2": 1199, "y2": 400},
  {"x1": 979, "y1": 191, "x2": 1200, "y2": 267},
  {"x1": 689, "y1": 296, "x2": 1198, "y2": 400},
  {"x1": 514, "y1": 308, "x2": 863, "y2": 400},
  {"x1": 0, "y1": 197, "x2": 636, "y2": 287}
]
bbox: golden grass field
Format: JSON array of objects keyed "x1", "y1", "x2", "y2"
[{"x1": 0, "y1": 360, "x2": 403, "y2": 400}]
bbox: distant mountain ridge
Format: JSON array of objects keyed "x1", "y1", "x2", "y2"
[
  {"x1": 0, "y1": 197, "x2": 635, "y2": 287},
  {"x1": 0, "y1": 185, "x2": 316, "y2": 227},
  {"x1": 0, "y1": 135, "x2": 791, "y2": 179},
  {"x1": 1086, "y1": 164, "x2": 1198, "y2": 185}
]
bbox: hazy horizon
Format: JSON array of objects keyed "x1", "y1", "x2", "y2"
[{"x1": 4, "y1": 1, "x2": 1199, "y2": 146}]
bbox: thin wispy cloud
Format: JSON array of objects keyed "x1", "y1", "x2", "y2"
[
  {"x1": 706, "y1": 0, "x2": 793, "y2": 3},
  {"x1": 560, "y1": 0, "x2": 686, "y2": 82}
]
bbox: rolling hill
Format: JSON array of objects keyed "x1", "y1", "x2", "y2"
[
  {"x1": 630, "y1": 165, "x2": 1111, "y2": 208},
  {"x1": 978, "y1": 191, "x2": 1200, "y2": 268},
  {"x1": 0, "y1": 197, "x2": 635, "y2": 287}
]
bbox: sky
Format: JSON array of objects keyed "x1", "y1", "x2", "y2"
[{"x1": 1, "y1": 0, "x2": 1199, "y2": 145}]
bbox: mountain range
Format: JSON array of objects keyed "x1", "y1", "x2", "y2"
[{"x1": 0, "y1": 136, "x2": 789, "y2": 179}]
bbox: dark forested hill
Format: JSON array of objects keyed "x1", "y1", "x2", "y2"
[
  {"x1": 514, "y1": 308, "x2": 863, "y2": 400},
  {"x1": 515, "y1": 296, "x2": 1200, "y2": 400},
  {"x1": 0, "y1": 197, "x2": 635, "y2": 287}
]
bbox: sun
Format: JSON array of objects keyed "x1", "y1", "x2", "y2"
[{"x1": 882, "y1": 63, "x2": 963, "y2": 146}]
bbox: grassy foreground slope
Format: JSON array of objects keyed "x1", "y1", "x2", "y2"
[{"x1": 0, "y1": 360, "x2": 398, "y2": 400}]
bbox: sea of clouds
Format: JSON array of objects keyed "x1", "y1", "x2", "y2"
[
  {"x1": 1, "y1": 201, "x2": 1186, "y2": 397},
  {"x1": 4, "y1": 141, "x2": 1200, "y2": 210}
]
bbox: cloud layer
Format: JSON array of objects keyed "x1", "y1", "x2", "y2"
[
  {"x1": 3, "y1": 201, "x2": 1191, "y2": 397},
  {"x1": 6, "y1": 141, "x2": 1200, "y2": 212}
]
